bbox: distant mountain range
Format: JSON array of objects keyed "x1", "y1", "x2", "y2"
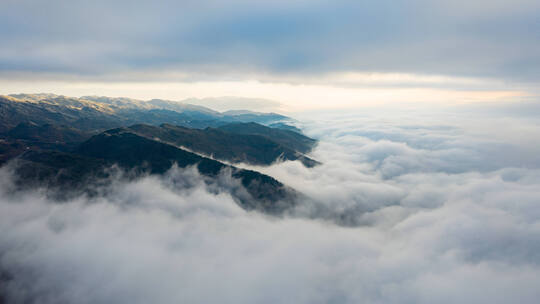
[
  {"x1": 0, "y1": 94, "x2": 290, "y2": 133},
  {"x1": 0, "y1": 93, "x2": 318, "y2": 213}
]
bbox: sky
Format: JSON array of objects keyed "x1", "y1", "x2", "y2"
[{"x1": 1, "y1": 0, "x2": 539, "y2": 110}]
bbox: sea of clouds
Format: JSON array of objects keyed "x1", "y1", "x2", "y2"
[{"x1": 1, "y1": 103, "x2": 540, "y2": 303}]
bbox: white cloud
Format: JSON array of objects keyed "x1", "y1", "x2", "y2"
[{"x1": 1, "y1": 107, "x2": 540, "y2": 303}]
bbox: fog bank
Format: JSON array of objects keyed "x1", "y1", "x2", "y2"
[{"x1": 1, "y1": 105, "x2": 540, "y2": 303}]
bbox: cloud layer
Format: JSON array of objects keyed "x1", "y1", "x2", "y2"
[
  {"x1": 1, "y1": 105, "x2": 540, "y2": 303},
  {"x1": 1, "y1": 0, "x2": 539, "y2": 82}
]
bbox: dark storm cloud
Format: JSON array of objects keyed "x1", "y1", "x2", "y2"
[{"x1": 1, "y1": 0, "x2": 539, "y2": 81}]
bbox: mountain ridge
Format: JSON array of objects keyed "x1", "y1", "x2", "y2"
[
  {"x1": 13, "y1": 129, "x2": 298, "y2": 213},
  {"x1": 0, "y1": 93, "x2": 318, "y2": 215}
]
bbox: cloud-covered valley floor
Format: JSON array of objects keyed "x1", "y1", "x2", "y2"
[{"x1": 1, "y1": 105, "x2": 540, "y2": 303}]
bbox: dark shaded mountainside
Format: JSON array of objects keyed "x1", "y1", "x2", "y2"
[
  {"x1": 0, "y1": 94, "x2": 319, "y2": 213},
  {"x1": 128, "y1": 123, "x2": 319, "y2": 167}
]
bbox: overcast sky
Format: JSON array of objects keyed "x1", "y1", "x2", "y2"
[{"x1": 1, "y1": 0, "x2": 539, "y2": 109}]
